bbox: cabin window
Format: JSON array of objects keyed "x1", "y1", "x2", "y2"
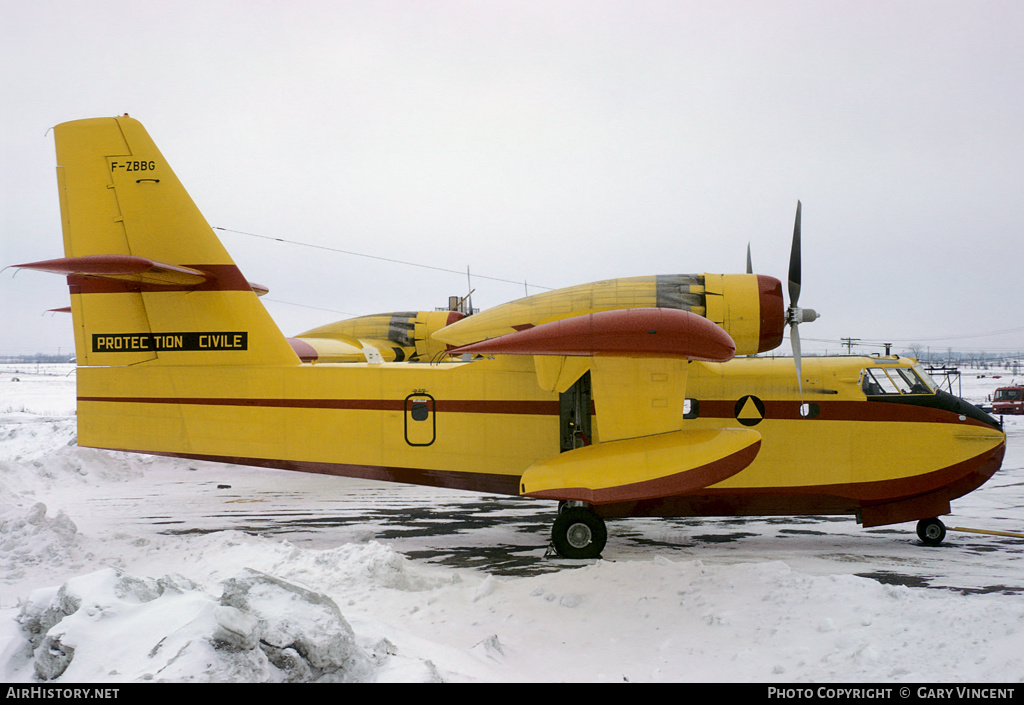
[
  {"x1": 861, "y1": 366, "x2": 933, "y2": 396},
  {"x1": 683, "y1": 398, "x2": 700, "y2": 419}
]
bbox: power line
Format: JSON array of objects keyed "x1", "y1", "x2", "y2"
[
  {"x1": 214, "y1": 227, "x2": 552, "y2": 291},
  {"x1": 803, "y1": 330, "x2": 1024, "y2": 347},
  {"x1": 263, "y1": 299, "x2": 361, "y2": 317}
]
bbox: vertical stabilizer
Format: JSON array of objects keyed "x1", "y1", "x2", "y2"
[{"x1": 42, "y1": 115, "x2": 298, "y2": 367}]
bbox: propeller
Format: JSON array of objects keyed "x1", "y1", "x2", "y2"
[{"x1": 785, "y1": 201, "x2": 819, "y2": 401}]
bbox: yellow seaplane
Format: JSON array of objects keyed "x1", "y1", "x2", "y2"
[{"x1": 15, "y1": 116, "x2": 1005, "y2": 558}]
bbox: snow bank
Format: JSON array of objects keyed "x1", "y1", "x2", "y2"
[
  {"x1": 2, "y1": 536, "x2": 451, "y2": 683},
  {"x1": 12, "y1": 566, "x2": 392, "y2": 682},
  {"x1": 0, "y1": 503, "x2": 80, "y2": 582}
]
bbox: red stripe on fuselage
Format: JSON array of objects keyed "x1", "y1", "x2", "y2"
[
  {"x1": 696, "y1": 398, "x2": 996, "y2": 427},
  {"x1": 78, "y1": 396, "x2": 560, "y2": 415},
  {"x1": 78, "y1": 395, "x2": 991, "y2": 425}
]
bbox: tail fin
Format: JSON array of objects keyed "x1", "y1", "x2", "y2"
[{"x1": 22, "y1": 115, "x2": 298, "y2": 367}]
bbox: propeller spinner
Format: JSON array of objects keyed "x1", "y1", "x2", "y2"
[{"x1": 786, "y1": 201, "x2": 819, "y2": 400}]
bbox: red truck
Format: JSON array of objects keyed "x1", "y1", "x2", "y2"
[{"x1": 992, "y1": 384, "x2": 1024, "y2": 414}]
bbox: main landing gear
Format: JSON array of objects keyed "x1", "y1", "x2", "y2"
[
  {"x1": 916, "y1": 517, "x2": 947, "y2": 546},
  {"x1": 551, "y1": 502, "x2": 608, "y2": 559}
]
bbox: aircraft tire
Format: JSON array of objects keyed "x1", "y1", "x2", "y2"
[
  {"x1": 916, "y1": 518, "x2": 946, "y2": 546},
  {"x1": 552, "y1": 507, "x2": 607, "y2": 559}
]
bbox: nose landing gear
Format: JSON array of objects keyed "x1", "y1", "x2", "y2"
[{"x1": 916, "y1": 518, "x2": 947, "y2": 546}]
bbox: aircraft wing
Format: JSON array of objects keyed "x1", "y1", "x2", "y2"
[
  {"x1": 450, "y1": 307, "x2": 762, "y2": 502},
  {"x1": 449, "y1": 307, "x2": 735, "y2": 438},
  {"x1": 446, "y1": 307, "x2": 735, "y2": 361}
]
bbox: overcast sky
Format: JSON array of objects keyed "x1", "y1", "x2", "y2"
[{"x1": 3, "y1": 1, "x2": 1023, "y2": 359}]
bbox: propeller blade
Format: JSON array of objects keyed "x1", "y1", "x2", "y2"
[
  {"x1": 746, "y1": 243, "x2": 753, "y2": 274},
  {"x1": 788, "y1": 200, "x2": 802, "y2": 307},
  {"x1": 791, "y1": 322, "x2": 803, "y2": 402}
]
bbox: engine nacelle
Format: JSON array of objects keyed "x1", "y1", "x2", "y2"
[
  {"x1": 703, "y1": 273, "x2": 784, "y2": 355},
  {"x1": 432, "y1": 273, "x2": 785, "y2": 357},
  {"x1": 290, "y1": 310, "x2": 465, "y2": 363}
]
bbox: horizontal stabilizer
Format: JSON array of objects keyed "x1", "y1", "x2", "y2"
[
  {"x1": 15, "y1": 255, "x2": 270, "y2": 295},
  {"x1": 520, "y1": 428, "x2": 761, "y2": 504},
  {"x1": 449, "y1": 308, "x2": 735, "y2": 361},
  {"x1": 16, "y1": 255, "x2": 211, "y2": 287}
]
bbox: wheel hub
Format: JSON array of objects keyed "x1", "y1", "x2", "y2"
[{"x1": 566, "y1": 522, "x2": 593, "y2": 549}]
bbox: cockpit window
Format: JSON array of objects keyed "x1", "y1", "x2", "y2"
[{"x1": 861, "y1": 365, "x2": 935, "y2": 395}]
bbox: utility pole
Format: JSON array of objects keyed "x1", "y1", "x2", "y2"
[{"x1": 841, "y1": 338, "x2": 860, "y2": 354}]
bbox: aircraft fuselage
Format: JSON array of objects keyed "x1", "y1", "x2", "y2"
[{"x1": 77, "y1": 353, "x2": 1004, "y2": 529}]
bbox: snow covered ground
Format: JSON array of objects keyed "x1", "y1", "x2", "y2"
[{"x1": 2, "y1": 362, "x2": 1024, "y2": 683}]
